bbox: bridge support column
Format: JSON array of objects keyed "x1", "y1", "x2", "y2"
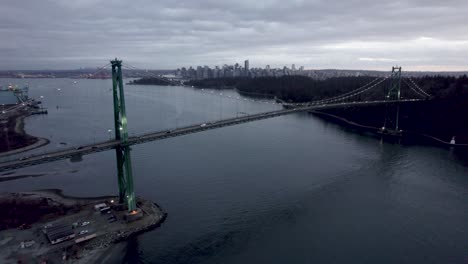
[
  {"x1": 111, "y1": 58, "x2": 137, "y2": 212},
  {"x1": 382, "y1": 66, "x2": 402, "y2": 135}
]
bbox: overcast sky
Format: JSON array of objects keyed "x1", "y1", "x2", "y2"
[{"x1": 1, "y1": 0, "x2": 468, "y2": 70}]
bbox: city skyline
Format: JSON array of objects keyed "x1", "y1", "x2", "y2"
[
  {"x1": 177, "y1": 60, "x2": 310, "y2": 79},
  {"x1": 1, "y1": 1, "x2": 468, "y2": 71}
]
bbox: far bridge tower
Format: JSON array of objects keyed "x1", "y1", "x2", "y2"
[{"x1": 381, "y1": 66, "x2": 402, "y2": 136}]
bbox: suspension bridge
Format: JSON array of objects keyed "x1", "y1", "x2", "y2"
[{"x1": 0, "y1": 61, "x2": 430, "y2": 213}]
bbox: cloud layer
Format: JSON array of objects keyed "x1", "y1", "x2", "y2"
[{"x1": 1, "y1": 0, "x2": 468, "y2": 70}]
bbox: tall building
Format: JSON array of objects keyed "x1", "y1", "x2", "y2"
[
  {"x1": 202, "y1": 66, "x2": 210, "y2": 79},
  {"x1": 244, "y1": 60, "x2": 249, "y2": 76},
  {"x1": 196, "y1": 66, "x2": 203, "y2": 79}
]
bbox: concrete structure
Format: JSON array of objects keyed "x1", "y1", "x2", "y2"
[{"x1": 125, "y1": 208, "x2": 143, "y2": 222}]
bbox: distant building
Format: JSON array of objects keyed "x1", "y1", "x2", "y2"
[
  {"x1": 213, "y1": 66, "x2": 220, "y2": 78},
  {"x1": 196, "y1": 66, "x2": 203, "y2": 80},
  {"x1": 203, "y1": 66, "x2": 210, "y2": 79},
  {"x1": 244, "y1": 60, "x2": 249, "y2": 76}
]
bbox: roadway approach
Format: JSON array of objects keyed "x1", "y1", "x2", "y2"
[{"x1": 0, "y1": 99, "x2": 423, "y2": 172}]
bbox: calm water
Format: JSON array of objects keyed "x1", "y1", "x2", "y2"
[{"x1": 1, "y1": 78, "x2": 468, "y2": 264}]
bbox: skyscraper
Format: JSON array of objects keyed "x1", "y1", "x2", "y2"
[
  {"x1": 196, "y1": 66, "x2": 203, "y2": 79},
  {"x1": 244, "y1": 60, "x2": 249, "y2": 76}
]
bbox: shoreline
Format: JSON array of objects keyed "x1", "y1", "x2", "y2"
[{"x1": 0, "y1": 112, "x2": 49, "y2": 157}]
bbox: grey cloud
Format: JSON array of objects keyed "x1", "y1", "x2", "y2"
[{"x1": 0, "y1": 0, "x2": 467, "y2": 70}]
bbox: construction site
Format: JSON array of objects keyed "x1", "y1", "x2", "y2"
[{"x1": 0, "y1": 190, "x2": 166, "y2": 263}]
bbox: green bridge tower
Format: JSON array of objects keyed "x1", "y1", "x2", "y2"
[
  {"x1": 111, "y1": 59, "x2": 136, "y2": 212},
  {"x1": 382, "y1": 66, "x2": 402, "y2": 134}
]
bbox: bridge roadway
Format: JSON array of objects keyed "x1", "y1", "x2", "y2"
[{"x1": 0, "y1": 99, "x2": 423, "y2": 172}]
